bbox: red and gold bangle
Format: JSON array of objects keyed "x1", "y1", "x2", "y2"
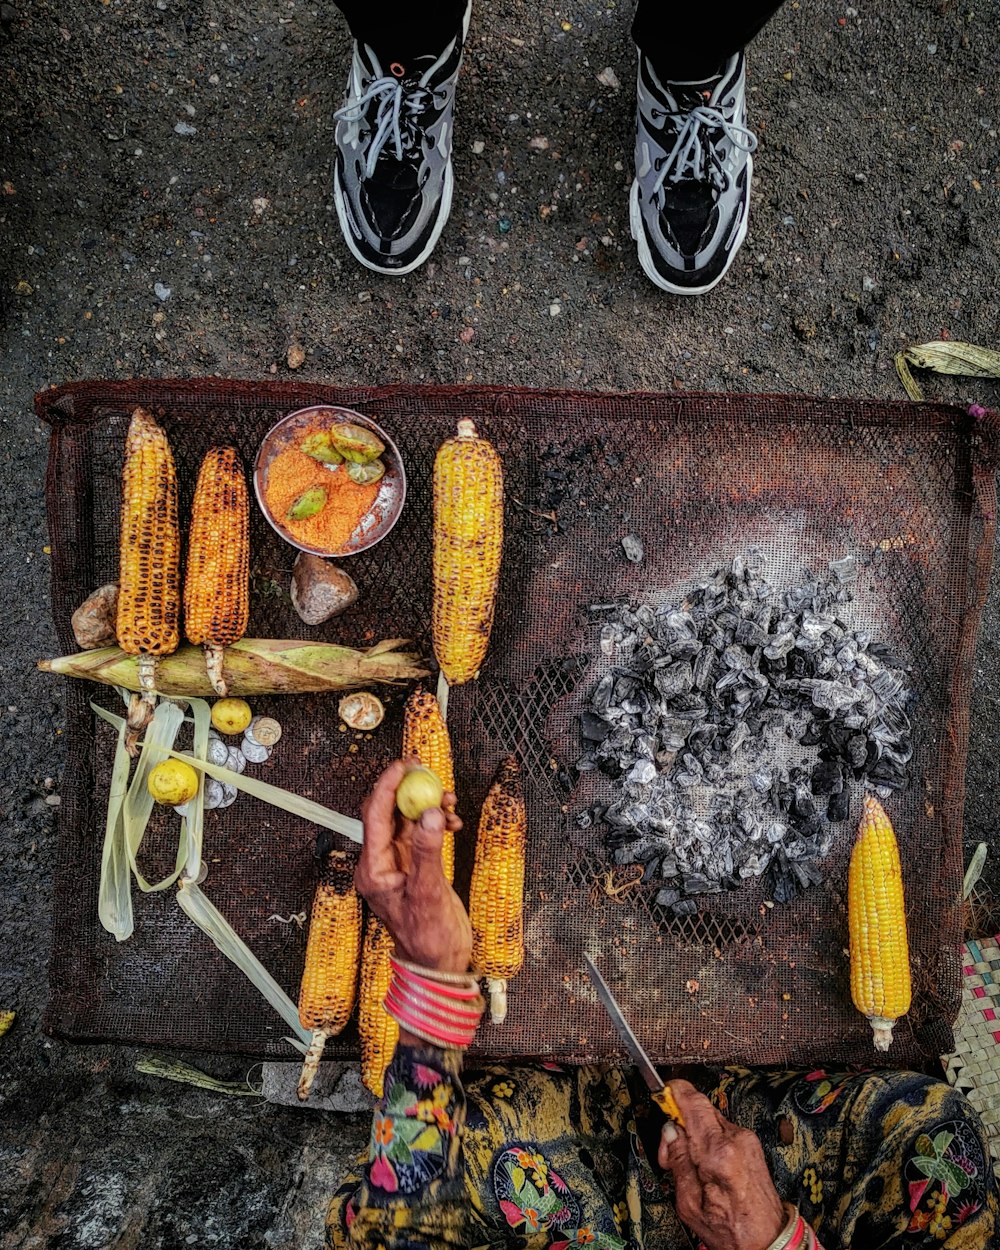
[
  {"x1": 766, "y1": 1204, "x2": 816, "y2": 1250},
  {"x1": 383, "y1": 958, "x2": 484, "y2": 1050}
]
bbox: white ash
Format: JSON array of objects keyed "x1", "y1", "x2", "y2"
[{"x1": 576, "y1": 553, "x2": 913, "y2": 908}]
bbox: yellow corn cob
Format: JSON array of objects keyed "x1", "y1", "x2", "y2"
[
  {"x1": 297, "y1": 850, "x2": 362, "y2": 1099},
  {"x1": 116, "y1": 407, "x2": 180, "y2": 752},
  {"x1": 359, "y1": 916, "x2": 398, "y2": 1098},
  {"x1": 432, "y1": 418, "x2": 504, "y2": 686},
  {"x1": 402, "y1": 687, "x2": 457, "y2": 883},
  {"x1": 470, "y1": 756, "x2": 526, "y2": 1025},
  {"x1": 184, "y1": 446, "x2": 250, "y2": 696},
  {"x1": 848, "y1": 795, "x2": 912, "y2": 1051}
]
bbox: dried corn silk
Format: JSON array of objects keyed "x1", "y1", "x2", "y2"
[{"x1": 264, "y1": 447, "x2": 379, "y2": 550}]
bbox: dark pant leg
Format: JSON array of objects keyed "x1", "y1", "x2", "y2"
[
  {"x1": 332, "y1": 0, "x2": 469, "y2": 60},
  {"x1": 632, "y1": 0, "x2": 784, "y2": 82}
]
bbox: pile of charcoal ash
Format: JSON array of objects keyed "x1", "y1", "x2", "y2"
[{"x1": 575, "y1": 553, "x2": 912, "y2": 910}]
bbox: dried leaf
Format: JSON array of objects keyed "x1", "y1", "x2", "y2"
[{"x1": 895, "y1": 340, "x2": 1000, "y2": 401}]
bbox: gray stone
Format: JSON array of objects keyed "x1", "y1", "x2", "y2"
[{"x1": 290, "y1": 553, "x2": 360, "y2": 625}]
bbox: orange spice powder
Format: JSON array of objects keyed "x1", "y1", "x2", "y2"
[{"x1": 264, "y1": 446, "x2": 380, "y2": 551}]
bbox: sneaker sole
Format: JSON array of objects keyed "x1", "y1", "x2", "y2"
[
  {"x1": 333, "y1": 0, "x2": 472, "y2": 278},
  {"x1": 628, "y1": 156, "x2": 753, "y2": 297}
]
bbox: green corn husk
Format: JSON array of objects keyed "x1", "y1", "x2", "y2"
[
  {"x1": 40, "y1": 638, "x2": 429, "y2": 696},
  {"x1": 895, "y1": 340, "x2": 1000, "y2": 401},
  {"x1": 93, "y1": 702, "x2": 363, "y2": 844},
  {"x1": 176, "y1": 878, "x2": 311, "y2": 1050},
  {"x1": 136, "y1": 1055, "x2": 263, "y2": 1097}
]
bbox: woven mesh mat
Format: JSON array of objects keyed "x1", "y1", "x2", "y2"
[
  {"x1": 945, "y1": 936, "x2": 1000, "y2": 1177},
  {"x1": 38, "y1": 380, "x2": 999, "y2": 1066}
]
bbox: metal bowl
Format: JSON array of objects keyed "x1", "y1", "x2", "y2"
[{"x1": 254, "y1": 405, "x2": 407, "y2": 558}]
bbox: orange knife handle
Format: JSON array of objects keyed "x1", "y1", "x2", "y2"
[{"x1": 653, "y1": 1084, "x2": 686, "y2": 1129}]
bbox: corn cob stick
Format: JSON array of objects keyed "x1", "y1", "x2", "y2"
[
  {"x1": 184, "y1": 447, "x2": 250, "y2": 696},
  {"x1": 402, "y1": 687, "x2": 457, "y2": 884},
  {"x1": 358, "y1": 915, "x2": 398, "y2": 1098},
  {"x1": 848, "y1": 795, "x2": 912, "y2": 1051},
  {"x1": 115, "y1": 407, "x2": 181, "y2": 753},
  {"x1": 297, "y1": 849, "x2": 362, "y2": 1100},
  {"x1": 39, "y1": 638, "x2": 429, "y2": 694},
  {"x1": 432, "y1": 418, "x2": 504, "y2": 686},
  {"x1": 470, "y1": 756, "x2": 526, "y2": 1025}
]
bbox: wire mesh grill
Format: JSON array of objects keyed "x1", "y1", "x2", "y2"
[{"x1": 38, "y1": 380, "x2": 998, "y2": 1066}]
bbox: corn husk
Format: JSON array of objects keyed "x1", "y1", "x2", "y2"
[
  {"x1": 176, "y1": 878, "x2": 310, "y2": 1050},
  {"x1": 93, "y1": 702, "x2": 363, "y2": 844},
  {"x1": 135, "y1": 1055, "x2": 263, "y2": 1097},
  {"x1": 40, "y1": 638, "x2": 428, "y2": 695},
  {"x1": 895, "y1": 340, "x2": 1000, "y2": 401}
]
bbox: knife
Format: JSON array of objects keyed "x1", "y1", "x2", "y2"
[{"x1": 583, "y1": 953, "x2": 686, "y2": 1129}]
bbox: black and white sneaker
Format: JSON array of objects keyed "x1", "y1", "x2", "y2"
[
  {"x1": 333, "y1": 1, "x2": 472, "y2": 275},
  {"x1": 630, "y1": 51, "x2": 757, "y2": 295}
]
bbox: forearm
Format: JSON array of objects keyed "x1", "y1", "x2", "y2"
[{"x1": 343, "y1": 1043, "x2": 472, "y2": 1250}]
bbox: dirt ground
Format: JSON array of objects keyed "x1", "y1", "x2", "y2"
[{"x1": 2, "y1": 0, "x2": 999, "y2": 1244}]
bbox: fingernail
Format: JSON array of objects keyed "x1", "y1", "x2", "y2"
[{"x1": 662, "y1": 1123, "x2": 678, "y2": 1144}]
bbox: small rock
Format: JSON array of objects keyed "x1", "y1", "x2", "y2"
[
  {"x1": 596, "y1": 66, "x2": 620, "y2": 90},
  {"x1": 290, "y1": 553, "x2": 360, "y2": 625},
  {"x1": 528, "y1": 136, "x2": 550, "y2": 152},
  {"x1": 71, "y1": 583, "x2": 119, "y2": 649},
  {"x1": 154, "y1": 282, "x2": 171, "y2": 301},
  {"x1": 459, "y1": 326, "x2": 475, "y2": 344},
  {"x1": 548, "y1": 301, "x2": 562, "y2": 317},
  {"x1": 286, "y1": 342, "x2": 306, "y2": 369},
  {"x1": 252, "y1": 196, "x2": 270, "y2": 216},
  {"x1": 862, "y1": 275, "x2": 876, "y2": 291},
  {"x1": 471, "y1": 140, "x2": 485, "y2": 155},
  {"x1": 621, "y1": 534, "x2": 644, "y2": 564},
  {"x1": 174, "y1": 120, "x2": 197, "y2": 136},
  {"x1": 44, "y1": 794, "x2": 61, "y2": 806}
]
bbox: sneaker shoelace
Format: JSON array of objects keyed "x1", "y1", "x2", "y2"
[
  {"x1": 335, "y1": 72, "x2": 447, "y2": 178},
  {"x1": 651, "y1": 103, "x2": 757, "y2": 198}
]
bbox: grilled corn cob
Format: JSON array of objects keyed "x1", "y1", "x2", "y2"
[
  {"x1": 297, "y1": 850, "x2": 362, "y2": 1099},
  {"x1": 432, "y1": 418, "x2": 504, "y2": 687},
  {"x1": 470, "y1": 756, "x2": 526, "y2": 1024},
  {"x1": 184, "y1": 446, "x2": 250, "y2": 696},
  {"x1": 402, "y1": 687, "x2": 457, "y2": 883},
  {"x1": 116, "y1": 407, "x2": 181, "y2": 752},
  {"x1": 848, "y1": 795, "x2": 912, "y2": 1051},
  {"x1": 359, "y1": 915, "x2": 398, "y2": 1097}
]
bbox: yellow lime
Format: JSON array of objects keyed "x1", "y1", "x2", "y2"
[
  {"x1": 395, "y1": 766, "x2": 444, "y2": 821},
  {"x1": 211, "y1": 697, "x2": 253, "y2": 735},
  {"x1": 147, "y1": 758, "x2": 200, "y2": 806}
]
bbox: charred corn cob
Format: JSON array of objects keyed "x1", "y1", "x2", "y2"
[
  {"x1": 297, "y1": 850, "x2": 362, "y2": 1099},
  {"x1": 184, "y1": 446, "x2": 250, "y2": 696},
  {"x1": 402, "y1": 687, "x2": 457, "y2": 883},
  {"x1": 359, "y1": 915, "x2": 398, "y2": 1097},
  {"x1": 432, "y1": 419, "x2": 504, "y2": 687},
  {"x1": 848, "y1": 795, "x2": 912, "y2": 1051},
  {"x1": 116, "y1": 407, "x2": 181, "y2": 752},
  {"x1": 470, "y1": 756, "x2": 526, "y2": 1024}
]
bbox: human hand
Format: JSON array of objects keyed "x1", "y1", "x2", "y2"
[
  {"x1": 658, "y1": 1080, "x2": 785, "y2": 1250},
  {"x1": 354, "y1": 760, "x2": 471, "y2": 976}
]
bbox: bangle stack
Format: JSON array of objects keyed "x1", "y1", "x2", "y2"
[
  {"x1": 767, "y1": 1204, "x2": 814, "y2": 1250},
  {"x1": 384, "y1": 956, "x2": 484, "y2": 1050}
]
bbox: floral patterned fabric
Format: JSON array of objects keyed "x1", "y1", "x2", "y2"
[{"x1": 327, "y1": 1048, "x2": 997, "y2": 1250}]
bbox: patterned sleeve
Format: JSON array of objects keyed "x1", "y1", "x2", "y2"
[{"x1": 331, "y1": 1044, "x2": 475, "y2": 1250}]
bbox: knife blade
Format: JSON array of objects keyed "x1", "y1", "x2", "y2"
[{"x1": 583, "y1": 954, "x2": 686, "y2": 1128}]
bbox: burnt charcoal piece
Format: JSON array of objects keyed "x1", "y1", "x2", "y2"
[
  {"x1": 580, "y1": 711, "x2": 611, "y2": 742},
  {"x1": 671, "y1": 899, "x2": 698, "y2": 917},
  {"x1": 655, "y1": 886, "x2": 681, "y2": 908},
  {"x1": 622, "y1": 534, "x2": 644, "y2": 563},
  {"x1": 577, "y1": 553, "x2": 912, "y2": 903},
  {"x1": 811, "y1": 760, "x2": 844, "y2": 796},
  {"x1": 827, "y1": 789, "x2": 851, "y2": 822}
]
